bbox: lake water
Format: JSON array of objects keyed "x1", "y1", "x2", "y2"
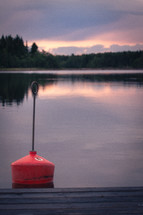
[{"x1": 0, "y1": 70, "x2": 143, "y2": 188}]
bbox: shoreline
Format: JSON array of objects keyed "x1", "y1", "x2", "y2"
[{"x1": 0, "y1": 67, "x2": 143, "y2": 71}]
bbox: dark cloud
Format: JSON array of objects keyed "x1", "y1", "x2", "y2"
[{"x1": 0, "y1": 0, "x2": 132, "y2": 39}]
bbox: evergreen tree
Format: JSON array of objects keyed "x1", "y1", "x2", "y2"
[{"x1": 31, "y1": 42, "x2": 38, "y2": 55}]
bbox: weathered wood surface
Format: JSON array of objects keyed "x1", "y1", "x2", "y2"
[{"x1": 0, "y1": 187, "x2": 143, "y2": 214}]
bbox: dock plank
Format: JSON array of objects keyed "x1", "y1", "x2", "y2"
[{"x1": 0, "y1": 187, "x2": 143, "y2": 215}]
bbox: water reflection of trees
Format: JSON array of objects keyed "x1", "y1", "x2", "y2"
[
  {"x1": 60, "y1": 73, "x2": 143, "y2": 84},
  {"x1": 0, "y1": 73, "x2": 58, "y2": 106},
  {"x1": 0, "y1": 73, "x2": 143, "y2": 106}
]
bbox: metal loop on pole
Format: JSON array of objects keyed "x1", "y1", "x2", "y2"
[{"x1": 31, "y1": 81, "x2": 39, "y2": 96}]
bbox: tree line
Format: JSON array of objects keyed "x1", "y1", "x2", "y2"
[{"x1": 0, "y1": 35, "x2": 143, "y2": 69}]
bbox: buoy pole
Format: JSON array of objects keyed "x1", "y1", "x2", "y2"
[
  {"x1": 31, "y1": 81, "x2": 39, "y2": 151},
  {"x1": 32, "y1": 94, "x2": 36, "y2": 151}
]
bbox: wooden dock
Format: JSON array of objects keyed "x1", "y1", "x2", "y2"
[{"x1": 1, "y1": 187, "x2": 143, "y2": 214}]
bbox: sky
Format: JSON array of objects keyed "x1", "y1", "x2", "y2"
[{"x1": 0, "y1": 0, "x2": 143, "y2": 55}]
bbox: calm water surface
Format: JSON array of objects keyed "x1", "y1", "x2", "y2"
[{"x1": 0, "y1": 70, "x2": 143, "y2": 188}]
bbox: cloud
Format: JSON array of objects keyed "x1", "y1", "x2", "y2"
[
  {"x1": 0, "y1": 0, "x2": 143, "y2": 53},
  {"x1": 50, "y1": 44, "x2": 143, "y2": 55},
  {"x1": 49, "y1": 45, "x2": 105, "y2": 55}
]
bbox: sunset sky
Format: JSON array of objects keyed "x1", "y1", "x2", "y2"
[{"x1": 0, "y1": 0, "x2": 143, "y2": 55}]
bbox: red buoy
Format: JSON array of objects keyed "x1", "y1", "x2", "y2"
[
  {"x1": 11, "y1": 151, "x2": 55, "y2": 187},
  {"x1": 11, "y1": 82, "x2": 55, "y2": 188}
]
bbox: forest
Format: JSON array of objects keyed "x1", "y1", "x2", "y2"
[{"x1": 0, "y1": 35, "x2": 143, "y2": 69}]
